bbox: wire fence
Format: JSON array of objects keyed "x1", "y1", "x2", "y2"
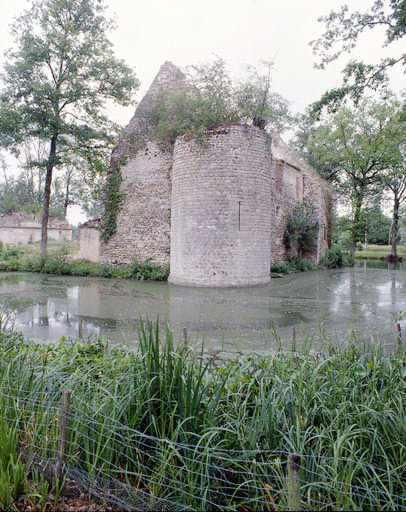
[{"x1": 1, "y1": 385, "x2": 405, "y2": 511}]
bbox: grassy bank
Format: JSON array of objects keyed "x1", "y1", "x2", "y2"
[
  {"x1": 0, "y1": 243, "x2": 169, "y2": 281},
  {"x1": 355, "y1": 244, "x2": 406, "y2": 260},
  {"x1": 0, "y1": 320, "x2": 404, "y2": 510}
]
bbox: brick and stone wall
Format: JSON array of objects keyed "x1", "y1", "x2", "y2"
[
  {"x1": 100, "y1": 61, "x2": 189, "y2": 267},
  {"x1": 270, "y1": 159, "x2": 303, "y2": 262},
  {"x1": 270, "y1": 134, "x2": 332, "y2": 263},
  {"x1": 169, "y1": 125, "x2": 273, "y2": 287},
  {"x1": 0, "y1": 212, "x2": 71, "y2": 245},
  {"x1": 77, "y1": 219, "x2": 101, "y2": 263},
  {"x1": 100, "y1": 141, "x2": 172, "y2": 266}
]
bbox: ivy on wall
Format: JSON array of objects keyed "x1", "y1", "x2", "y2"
[{"x1": 101, "y1": 164, "x2": 122, "y2": 242}]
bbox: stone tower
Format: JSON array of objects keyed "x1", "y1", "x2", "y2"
[
  {"x1": 169, "y1": 125, "x2": 273, "y2": 287},
  {"x1": 100, "y1": 62, "x2": 188, "y2": 266},
  {"x1": 81, "y1": 62, "x2": 332, "y2": 287}
]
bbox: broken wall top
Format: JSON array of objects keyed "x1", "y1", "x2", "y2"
[
  {"x1": 111, "y1": 61, "x2": 189, "y2": 166},
  {"x1": 271, "y1": 132, "x2": 331, "y2": 190}
]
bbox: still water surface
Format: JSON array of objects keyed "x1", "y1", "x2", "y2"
[{"x1": 1, "y1": 261, "x2": 406, "y2": 353}]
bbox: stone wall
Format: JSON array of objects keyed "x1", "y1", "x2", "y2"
[
  {"x1": 169, "y1": 125, "x2": 273, "y2": 287},
  {"x1": 100, "y1": 141, "x2": 172, "y2": 266},
  {"x1": 100, "y1": 62, "x2": 190, "y2": 267},
  {"x1": 0, "y1": 213, "x2": 71, "y2": 245},
  {"x1": 270, "y1": 159, "x2": 304, "y2": 262},
  {"x1": 77, "y1": 219, "x2": 101, "y2": 263},
  {"x1": 270, "y1": 134, "x2": 331, "y2": 263}
]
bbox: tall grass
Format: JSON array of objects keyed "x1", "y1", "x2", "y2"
[{"x1": 0, "y1": 321, "x2": 404, "y2": 509}]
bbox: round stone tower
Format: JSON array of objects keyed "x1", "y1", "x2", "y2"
[{"x1": 169, "y1": 125, "x2": 273, "y2": 287}]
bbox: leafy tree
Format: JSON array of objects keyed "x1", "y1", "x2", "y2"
[
  {"x1": 235, "y1": 60, "x2": 292, "y2": 132},
  {"x1": 311, "y1": 0, "x2": 406, "y2": 112},
  {"x1": 382, "y1": 144, "x2": 406, "y2": 259},
  {"x1": 303, "y1": 96, "x2": 401, "y2": 256},
  {"x1": 148, "y1": 58, "x2": 291, "y2": 144},
  {"x1": 0, "y1": 0, "x2": 138, "y2": 256},
  {"x1": 147, "y1": 58, "x2": 239, "y2": 144},
  {"x1": 283, "y1": 201, "x2": 319, "y2": 259},
  {"x1": 363, "y1": 205, "x2": 392, "y2": 244}
]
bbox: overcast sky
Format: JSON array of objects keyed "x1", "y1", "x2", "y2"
[
  {"x1": 0, "y1": 0, "x2": 404, "y2": 223},
  {"x1": 1, "y1": 0, "x2": 404, "y2": 124}
]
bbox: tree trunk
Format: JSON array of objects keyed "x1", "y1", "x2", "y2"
[
  {"x1": 64, "y1": 185, "x2": 70, "y2": 218},
  {"x1": 63, "y1": 169, "x2": 72, "y2": 218},
  {"x1": 40, "y1": 135, "x2": 58, "y2": 258},
  {"x1": 351, "y1": 192, "x2": 363, "y2": 258},
  {"x1": 390, "y1": 191, "x2": 399, "y2": 260}
]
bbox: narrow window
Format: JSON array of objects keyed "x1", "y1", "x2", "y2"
[{"x1": 238, "y1": 201, "x2": 242, "y2": 231}]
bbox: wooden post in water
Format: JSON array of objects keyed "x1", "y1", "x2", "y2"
[
  {"x1": 57, "y1": 389, "x2": 71, "y2": 479},
  {"x1": 287, "y1": 453, "x2": 301, "y2": 511},
  {"x1": 183, "y1": 326, "x2": 188, "y2": 345}
]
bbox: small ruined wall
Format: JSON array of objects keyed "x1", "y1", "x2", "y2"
[
  {"x1": 270, "y1": 135, "x2": 331, "y2": 263},
  {"x1": 100, "y1": 140, "x2": 172, "y2": 266},
  {"x1": 77, "y1": 220, "x2": 100, "y2": 263},
  {"x1": 303, "y1": 175, "x2": 330, "y2": 262},
  {"x1": 270, "y1": 159, "x2": 304, "y2": 262},
  {"x1": 0, "y1": 213, "x2": 71, "y2": 245},
  {"x1": 169, "y1": 125, "x2": 272, "y2": 287}
]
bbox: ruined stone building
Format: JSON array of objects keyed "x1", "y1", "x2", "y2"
[
  {"x1": 78, "y1": 62, "x2": 331, "y2": 287},
  {"x1": 0, "y1": 212, "x2": 72, "y2": 245}
]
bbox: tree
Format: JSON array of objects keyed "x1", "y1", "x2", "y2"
[
  {"x1": 148, "y1": 58, "x2": 292, "y2": 144},
  {"x1": 383, "y1": 144, "x2": 406, "y2": 259},
  {"x1": 235, "y1": 60, "x2": 292, "y2": 132},
  {"x1": 303, "y1": 96, "x2": 400, "y2": 256},
  {"x1": 0, "y1": 0, "x2": 138, "y2": 256},
  {"x1": 363, "y1": 204, "x2": 392, "y2": 244},
  {"x1": 311, "y1": 0, "x2": 406, "y2": 112}
]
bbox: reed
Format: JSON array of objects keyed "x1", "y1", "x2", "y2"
[{"x1": 0, "y1": 320, "x2": 404, "y2": 510}]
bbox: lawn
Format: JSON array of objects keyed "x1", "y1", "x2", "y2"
[{"x1": 355, "y1": 244, "x2": 406, "y2": 260}]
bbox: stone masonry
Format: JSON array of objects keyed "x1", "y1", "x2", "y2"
[
  {"x1": 80, "y1": 62, "x2": 331, "y2": 287},
  {"x1": 0, "y1": 212, "x2": 71, "y2": 245},
  {"x1": 169, "y1": 126, "x2": 273, "y2": 286}
]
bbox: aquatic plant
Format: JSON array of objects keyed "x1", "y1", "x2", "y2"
[{"x1": 0, "y1": 319, "x2": 404, "y2": 510}]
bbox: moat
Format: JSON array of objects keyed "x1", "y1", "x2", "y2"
[{"x1": 1, "y1": 262, "x2": 405, "y2": 353}]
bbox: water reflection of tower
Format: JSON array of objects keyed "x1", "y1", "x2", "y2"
[
  {"x1": 167, "y1": 284, "x2": 263, "y2": 352},
  {"x1": 66, "y1": 283, "x2": 102, "y2": 339}
]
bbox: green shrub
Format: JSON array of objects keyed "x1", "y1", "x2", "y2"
[
  {"x1": 101, "y1": 265, "x2": 113, "y2": 278},
  {"x1": 293, "y1": 257, "x2": 317, "y2": 271},
  {"x1": 271, "y1": 258, "x2": 316, "y2": 274},
  {"x1": 271, "y1": 261, "x2": 291, "y2": 274},
  {"x1": 284, "y1": 201, "x2": 319, "y2": 258},
  {"x1": 0, "y1": 246, "x2": 170, "y2": 282},
  {"x1": 320, "y1": 247, "x2": 354, "y2": 268},
  {"x1": 1, "y1": 247, "x2": 20, "y2": 260},
  {"x1": 127, "y1": 259, "x2": 169, "y2": 281}
]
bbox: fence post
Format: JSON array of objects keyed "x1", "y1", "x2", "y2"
[
  {"x1": 291, "y1": 328, "x2": 296, "y2": 352},
  {"x1": 183, "y1": 326, "x2": 188, "y2": 345},
  {"x1": 57, "y1": 389, "x2": 72, "y2": 479},
  {"x1": 287, "y1": 453, "x2": 301, "y2": 511}
]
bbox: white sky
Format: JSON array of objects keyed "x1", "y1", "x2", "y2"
[{"x1": 0, "y1": 0, "x2": 405, "y2": 224}]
